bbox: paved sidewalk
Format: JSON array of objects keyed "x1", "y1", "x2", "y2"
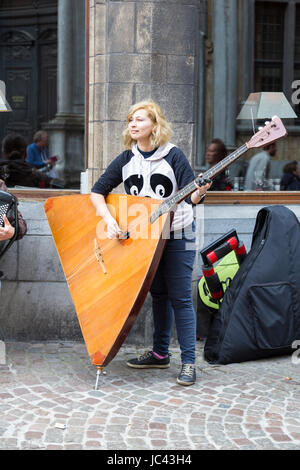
[{"x1": 1, "y1": 340, "x2": 300, "y2": 450}]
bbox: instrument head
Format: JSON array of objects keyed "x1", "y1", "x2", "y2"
[{"x1": 247, "y1": 116, "x2": 287, "y2": 149}]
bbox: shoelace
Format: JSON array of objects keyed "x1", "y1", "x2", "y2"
[
  {"x1": 137, "y1": 351, "x2": 172, "y2": 361},
  {"x1": 181, "y1": 364, "x2": 195, "y2": 377},
  {"x1": 138, "y1": 351, "x2": 153, "y2": 361}
]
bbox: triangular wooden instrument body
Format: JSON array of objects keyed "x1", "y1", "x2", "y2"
[{"x1": 44, "y1": 194, "x2": 170, "y2": 367}]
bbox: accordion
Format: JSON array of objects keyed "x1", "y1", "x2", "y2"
[
  {"x1": 0, "y1": 190, "x2": 18, "y2": 259},
  {"x1": 0, "y1": 190, "x2": 14, "y2": 227}
]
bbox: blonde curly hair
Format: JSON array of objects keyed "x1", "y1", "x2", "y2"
[{"x1": 122, "y1": 100, "x2": 172, "y2": 149}]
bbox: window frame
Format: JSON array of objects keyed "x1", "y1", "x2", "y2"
[{"x1": 239, "y1": 0, "x2": 300, "y2": 134}]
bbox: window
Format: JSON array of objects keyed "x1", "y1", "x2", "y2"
[
  {"x1": 254, "y1": 2, "x2": 285, "y2": 92},
  {"x1": 240, "y1": 0, "x2": 300, "y2": 130},
  {"x1": 238, "y1": 0, "x2": 300, "y2": 194},
  {"x1": 293, "y1": 5, "x2": 300, "y2": 120},
  {"x1": 0, "y1": 0, "x2": 86, "y2": 189},
  {"x1": 252, "y1": 0, "x2": 300, "y2": 121}
]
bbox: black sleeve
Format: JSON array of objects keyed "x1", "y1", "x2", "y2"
[
  {"x1": 91, "y1": 152, "x2": 128, "y2": 196},
  {"x1": 170, "y1": 148, "x2": 205, "y2": 205},
  {"x1": 280, "y1": 174, "x2": 292, "y2": 191}
]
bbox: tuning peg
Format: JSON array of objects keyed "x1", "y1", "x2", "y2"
[
  {"x1": 258, "y1": 126, "x2": 263, "y2": 130},
  {"x1": 264, "y1": 121, "x2": 270, "y2": 125}
]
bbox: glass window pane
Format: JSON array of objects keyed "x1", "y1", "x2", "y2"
[
  {"x1": 254, "y1": 1, "x2": 285, "y2": 91},
  {"x1": 293, "y1": 5, "x2": 300, "y2": 121},
  {"x1": 0, "y1": 0, "x2": 85, "y2": 189},
  {"x1": 294, "y1": 4, "x2": 300, "y2": 63},
  {"x1": 255, "y1": 2, "x2": 285, "y2": 60},
  {"x1": 255, "y1": 65, "x2": 282, "y2": 91}
]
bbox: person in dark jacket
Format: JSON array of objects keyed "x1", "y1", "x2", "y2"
[
  {"x1": 205, "y1": 138, "x2": 232, "y2": 190},
  {"x1": 26, "y1": 130, "x2": 58, "y2": 179},
  {"x1": 280, "y1": 160, "x2": 300, "y2": 191},
  {"x1": 0, "y1": 133, "x2": 52, "y2": 188}
]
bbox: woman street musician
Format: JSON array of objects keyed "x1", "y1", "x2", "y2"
[{"x1": 90, "y1": 100, "x2": 211, "y2": 386}]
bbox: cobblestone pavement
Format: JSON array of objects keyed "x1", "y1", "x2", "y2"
[{"x1": 1, "y1": 340, "x2": 300, "y2": 451}]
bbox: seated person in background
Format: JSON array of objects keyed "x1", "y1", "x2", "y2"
[
  {"x1": 26, "y1": 130, "x2": 58, "y2": 179},
  {"x1": 0, "y1": 178, "x2": 27, "y2": 242},
  {"x1": 244, "y1": 142, "x2": 276, "y2": 191},
  {"x1": 0, "y1": 133, "x2": 52, "y2": 188},
  {"x1": 280, "y1": 160, "x2": 300, "y2": 191},
  {"x1": 205, "y1": 138, "x2": 232, "y2": 190}
]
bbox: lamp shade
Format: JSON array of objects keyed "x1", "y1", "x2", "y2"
[
  {"x1": 0, "y1": 80, "x2": 12, "y2": 112},
  {"x1": 237, "y1": 92, "x2": 297, "y2": 119}
]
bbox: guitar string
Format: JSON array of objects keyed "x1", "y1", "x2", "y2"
[{"x1": 151, "y1": 143, "x2": 249, "y2": 222}]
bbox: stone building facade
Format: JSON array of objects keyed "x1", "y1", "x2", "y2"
[{"x1": 87, "y1": 0, "x2": 208, "y2": 190}]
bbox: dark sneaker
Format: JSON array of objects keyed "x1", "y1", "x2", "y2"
[
  {"x1": 126, "y1": 350, "x2": 170, "y2": 369},
  {"x1": 177, "y1": 363, "x2": 196, "y2": 386}
]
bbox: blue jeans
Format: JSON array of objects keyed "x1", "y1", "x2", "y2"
[{"x1": 150, "y1": 223, "x2": 196, "y2": 364}]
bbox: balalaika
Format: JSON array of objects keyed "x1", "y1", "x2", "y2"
[{"x1": 44, "y1": 116, "x2": 287, "y2": 380}]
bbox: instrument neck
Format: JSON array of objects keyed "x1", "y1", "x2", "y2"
[
  {"x1": 167, "y1": 143, "x2": 249, "y2": 206},
  {"x1": 149, "y1": 142, "x2": 249, "y2": 225}
]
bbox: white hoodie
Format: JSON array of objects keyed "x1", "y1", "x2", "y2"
[{"x1": 122, "y1": 143, "x2": 194, "y2": 231}]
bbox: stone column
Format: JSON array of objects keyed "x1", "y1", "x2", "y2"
[
  {"x1": 57, "y1": 0, "x2": 73, "y2": 115},
  {"x1": 87, "y1": 0, "x2": 204, "y2": 190},
  {"x1": 49, "y1": 0, "x2": 72, "y2": 179},
  {"x1": 196, "y1": 0, "x2": 208, "y2": 169},
  {"x1": 85, "y1": 0, "x2": 107, "y2": 190},
  {"x1": 212, "y1": 0, "x2": 238, "y2": 150}
]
